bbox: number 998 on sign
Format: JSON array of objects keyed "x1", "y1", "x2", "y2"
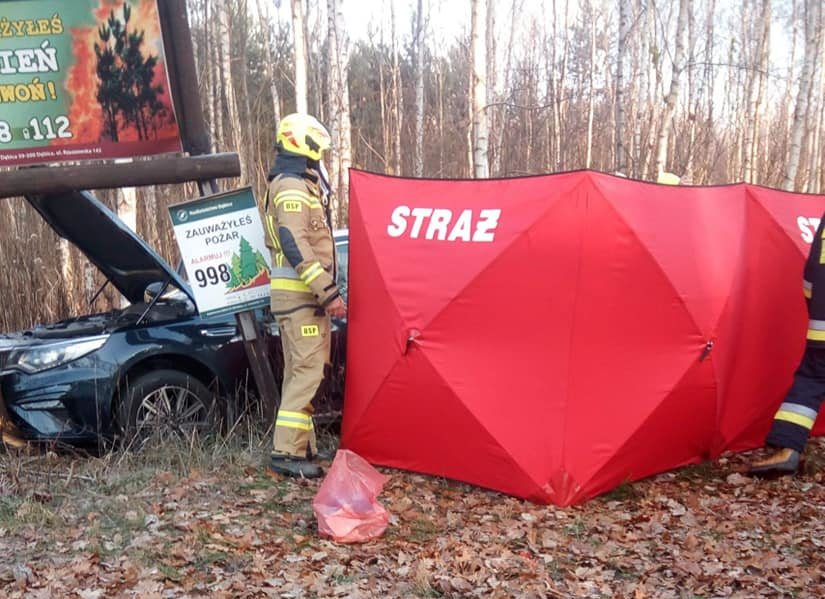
[{"x1": 194, "y1": 264, "x2": 232, "y2": 287}]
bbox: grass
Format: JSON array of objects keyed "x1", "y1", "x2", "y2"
[
  {"x1": 0, "y1": 412, "x2": 275, "y2": 540},
  {"x1": 601, "y1": 478, "x2": 639, "y2": 502},
  {"x1": 674, "y1": 460, "x2": 719, "y2": 482},
  {"x1": 563, "y1": 517, "x2": 587, "y2": 539}
]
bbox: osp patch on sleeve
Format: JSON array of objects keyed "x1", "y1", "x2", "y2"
[
  {"x1": 283, "y1": 200, "x2": 303, "y2": 213},
  {"x1": 301, "y1": 325, "x2": 320, "y2": 337}
]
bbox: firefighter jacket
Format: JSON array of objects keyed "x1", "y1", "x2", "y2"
[
  {"x1": 804, "y1": 213, "x2": 825, "y2": 347},
  {"x1": 265, "y1": 167, "x2": 339, "y2": 315}
]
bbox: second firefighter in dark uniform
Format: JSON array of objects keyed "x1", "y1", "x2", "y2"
[{"x1": 749, "y1": 213, "x2": 825, "y2": 476}]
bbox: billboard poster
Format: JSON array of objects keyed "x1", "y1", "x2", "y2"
[
  {"x1": 169, "y1": 187, "x2": 272, "y2": 319},
  {"x1": 0, "y1": 0, "x2": 182, "y2": 167}
]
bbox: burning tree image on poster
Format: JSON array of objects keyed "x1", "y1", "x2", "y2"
[
  {"x1": 0, "y1": 0, "x2": 181, "y2": 167},
  {"x1": 94, "y1": 1, "x2": 170, "y2": 142}
]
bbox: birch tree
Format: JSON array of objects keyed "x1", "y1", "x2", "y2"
[
  {"x1": 654, "y1": 0, "x2": 690, "y2": 179},
  {"x1": 117, "y1": 183, "x2": 137, "y2": 308},
  {"x1": 256, "y1": 0, "x2": 281, "y2": 125},
  {"x1": 291, "y1": 0, "x2": 308, "y2": 113},
  {"x1": 615, "y1": 0, "x2": 629, "y2": 174},
  {"x1": 390, "y1": 0, "x2": 402, "y2": 175},
  {"x1": 326, "y1": 0, "x2": 353, "y2": 225},
  {"x1": 742, "y1": 0, "x2": 771, "y2": 184},
  {"x1": 784, "y1": 0, "x2": 822, "y2": 191},
  {"x1": 471, "y1": 0, "x2": 490, "y2": 177},
  {"x1": 413, "y1": 0, "x2": 425, "y2": 177},
  {"x1": 585, "y1": 1, "x2": 596, "y2": 169},
  {"x1": 634, "y1": 0, "x2": 652, "y2": 178}
]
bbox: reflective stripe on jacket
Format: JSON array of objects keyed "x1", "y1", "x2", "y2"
[{"x1": 265, "y1": 173, "x2": 339, "y2": 312}]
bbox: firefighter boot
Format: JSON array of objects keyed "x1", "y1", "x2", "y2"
[
  {"x1": 307, "y1": 446, "x2": 336, "y2": 461},
  {"x1": 269, "y1": 453, "x2": 324, "y2": 479},
  {"x1": 747, "y1": 448, "x2": 801, "y2": 478}
]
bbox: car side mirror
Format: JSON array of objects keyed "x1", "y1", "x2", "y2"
[{"x1": 144, "y1": 282, "x2": 164, "y2": 302}]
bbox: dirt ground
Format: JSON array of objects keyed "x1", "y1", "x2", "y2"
[{"x1": 1, "y1": 434, "x2": 824, "y2": 599}]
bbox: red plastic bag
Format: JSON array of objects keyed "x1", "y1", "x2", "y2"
[{"x1": 313, "y1": 449, "x2": 389, "y2": 543}]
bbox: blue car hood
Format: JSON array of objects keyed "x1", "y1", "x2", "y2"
[{"x1": 26, "y1": 190, "x2": 195, "y2": 305}]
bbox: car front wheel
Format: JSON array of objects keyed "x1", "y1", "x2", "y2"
[{"x1": 118, "y1": 369, "x2": 219, "y2": 445}]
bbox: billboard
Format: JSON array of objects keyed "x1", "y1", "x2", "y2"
[{"x1": 0, "y1": 0, "x2": 181, "y2": 167}]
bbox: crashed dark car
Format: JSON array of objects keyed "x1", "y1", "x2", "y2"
[{"x1": 0, "y1": 190, "x2": 347, "y2": 445}]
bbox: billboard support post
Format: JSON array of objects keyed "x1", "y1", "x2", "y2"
[{"x1": 159, "y1": 0, "x2": 280, "y2": 425}]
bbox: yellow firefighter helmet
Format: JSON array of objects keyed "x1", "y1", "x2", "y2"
[{"x1": 276, "y1": 113, "x2": 331, "y2": 161}]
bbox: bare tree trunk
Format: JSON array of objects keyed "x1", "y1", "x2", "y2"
[
  {"x1": 699, "y1": 0, "x2": 716, "y2": 184},
  {"x1": 142, "y1": 186, "x2": 159, "y2": 249},
  {"x1": 615, "y1": 0, "x2": 629, "y2": 174},
  {"x1": 585, "y1": 1, "x2": 595, "y2": 169},
  {"x1": 378, "y1": 11, "x2": 388, "y2": 170},
  {"x1": 640, "y1": 0, "x2": 657, "y2": 178},
  {"x1": 291, "y1": 0, "x2": 308, "y2": 113},
  {"x1": 58, "y1": 239, "x2": 73, "y2": 309},
  {"x1": 749, "y1": 0, "x2": 771, "y2": 184},
  {"x1": 784, "y1": 0, "x2": 822, "y2": 191},
  {"x1": 471, "y1": 0, "x2": 490, "y2": 178},
  {"x1": 236, "y1": 0, "x2": 253, "y2": 183},
  {"x1": 741, "y1": 1, "x2": 770, "y2": 184},
  {"x1": 559, "y1": 1, "x2": 570, "y2": 170},
  {"x1": 682, "y1": 0, "x2": 697, "y2": 183},
  {"x1": 308, "y1": 2, "x2": 324, "y2": 121},
  {"x1": 434, "y1": 61, "x2": 443, "y2": 172},
  {"x1": 208, "y1": 1, "x2": 223, "y2": 150},
  {"x1": 550, "y1": 0, "x2": 565, "y2": 171},
  {"x1": 390, "y1": 0, "x2": 402, "y2": 175},
  {"x1": 256, "y1": 0, "x2": 281, "y2": 125},
  {"x1": 117, "y1": 182, "x2": 137, "y2": 308},
  {"x1": 814, "y1": 39, "x2": 825, "y2": 193},
  {"x1": 413, "y1": 0, "x2": 425, "y2": 177},
  {"x1": 326, "y1": 0, "x2": 352, "y2": 226},
  {"x1": 219, "y1": 0, "x2": 244, "y2": 177},
  {"x1": 654, "y1": 0, "x2": 690, "y2": 178},
  {"x1": 486, "y1": 0, "x2": 498, "y2": 175},
  {"x1": 467, "y1": 52, "x2": 474, "y2": 175}
]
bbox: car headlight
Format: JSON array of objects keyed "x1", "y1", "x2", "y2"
[{"x1": 7, "y1": 335, "x2": 109, "y2": 373}]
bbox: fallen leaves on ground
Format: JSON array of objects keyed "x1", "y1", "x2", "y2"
[{"x1": 2, "y1": 439, "x2": 825, "y2": 598}]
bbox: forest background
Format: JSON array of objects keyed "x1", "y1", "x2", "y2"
[{"x1": 1, "y1": 0, "x2": 823, "y2": 332}]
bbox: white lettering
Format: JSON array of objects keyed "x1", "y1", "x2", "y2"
[
  {"x1": 472, "y1": 209, "x2": 501, "y2": 242},
  {"x1": 0, "y1": 50, "x2": 14, "y2": 74},
  {"x1": 13, "y1": 48, "x2": 36, "y2": 73},
  {"x1": 0, "y1": 42, "x2": 61, "y2": 76},
  {"x1": 425, "y1": 209, "x2": 452, "y2": 240},
  {"x1": 447, "y1": 209, "x2": 473, "y2": 241},
  {"x1": 387, "y1": 205, "x2": 410, "y2": 237},
  {"x1": 799, "y1": 216, "x2": 820, "y2": 244},
  {"x1": 387, "y1": 205, "x2": 501, "y2": 242},
  {"x1": 34, "y1": 41, "x2": 58, "y2": 73},
  {"x1": 409, "y1": 207, "x2": 433, "y2": 238}
]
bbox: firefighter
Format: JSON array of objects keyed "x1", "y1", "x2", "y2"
[
  {"x1": 748, "y1": 213, "x2": 825, "y2": 477},
  {"x1": 264, "y1": 113, "x2": 346, "y2": 479}
]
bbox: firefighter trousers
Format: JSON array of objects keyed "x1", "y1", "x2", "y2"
[
  {"x1": 765, "y1": 347, "x2": 825, "y2": 453},
  {"x1": 272, "y1": 307, "x2": 331, "y2": 458}
]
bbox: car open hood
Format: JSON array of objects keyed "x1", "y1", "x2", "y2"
[{"x1": 26, "y1": 191, "x2": 195, "y2": 305}]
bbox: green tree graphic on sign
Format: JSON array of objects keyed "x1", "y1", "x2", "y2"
[
  {"x1": 240, "y1": 238, "x2": 258, "y2": 280},
  {"x1": 226, "y1": 237, "x2": 268, "y2": 290}
]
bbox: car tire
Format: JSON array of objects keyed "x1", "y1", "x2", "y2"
[{"x1": 117, "y1": 369, "x2": 219, "y2": 445}]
